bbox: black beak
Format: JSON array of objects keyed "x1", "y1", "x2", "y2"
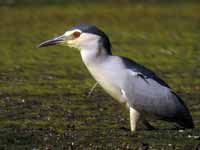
[{"x1": 37, "y1": 35, "x2": 65, "y2": 48}]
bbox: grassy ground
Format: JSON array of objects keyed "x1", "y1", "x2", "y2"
[{"x1": 0, "y1": 1, "x2": 200, "y2": 149}]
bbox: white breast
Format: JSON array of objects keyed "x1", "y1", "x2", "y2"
[
  {"x1": 87, "y1": 64, "x2": 127, "y2": 103},
  {"x1": 80, "y1": 50, "x2": 128, "y2": 103}
]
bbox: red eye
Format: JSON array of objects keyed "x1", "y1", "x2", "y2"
[{"x1": 73, "y1": 31, "x2": 81, "y2": 38}]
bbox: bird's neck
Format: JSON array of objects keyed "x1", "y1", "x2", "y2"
[{"x1": 80, "y1": 46, "x2": 112, "y2": 67}]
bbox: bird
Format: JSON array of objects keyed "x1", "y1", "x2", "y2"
[{"x1": 38, "y1": 24, "x2": 194, "y2": 131}]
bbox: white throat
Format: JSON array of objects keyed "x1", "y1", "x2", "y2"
[{"x1": 80, "y1": 42, "x2": 110, "y2": 67}]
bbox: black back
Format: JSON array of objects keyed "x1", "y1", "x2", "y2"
[{"x1": 121, "y1": 57, "x2": 170, "y2": 88}]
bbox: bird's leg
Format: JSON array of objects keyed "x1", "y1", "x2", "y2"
[
  {"x1": 142, "y1": 119, "x2": 155, "y2": 130},
  {"x1": 129, "y1": 107, "x2": 140, "y2": 132},
  {"x1": 87, "y1": 82, "x2": 98, "y2": 97}
]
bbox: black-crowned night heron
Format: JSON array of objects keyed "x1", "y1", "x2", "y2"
[{"x1": 38, "y1": 24, "x2": 194, "y2": 131}]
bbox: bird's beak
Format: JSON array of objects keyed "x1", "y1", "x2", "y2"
[{"x1": 37, "y1": 35, "x2": 66, "y2": 48}]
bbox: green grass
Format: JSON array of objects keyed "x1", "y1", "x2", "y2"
[{"x1": 0, "y1": 1, "x2": 200, "y2": 149}]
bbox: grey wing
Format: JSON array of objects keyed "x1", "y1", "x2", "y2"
[
  {"x1": 121, "y1": 57, "x2": 194, "y2": 128},
  {"x1": 124, "y1": 72, "x2": 177, "y2": 119},
  {"x1": 124, "y1": 70, "x2": 194, "y2": 128}
]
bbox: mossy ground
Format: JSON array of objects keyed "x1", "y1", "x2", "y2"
[{"x1": 0, "y1": 1, "x2": 200, "y2": 149}]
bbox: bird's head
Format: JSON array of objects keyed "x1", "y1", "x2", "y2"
[{"x1": 38, "y1": 24, "x2": 112, "y2": 54}]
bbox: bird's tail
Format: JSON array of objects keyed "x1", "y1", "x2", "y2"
[
  {"x1": 173, "y1": 92, "x2": 195, "y2": 129},
  {"x1": 177, "y1": 116, "x2": 195, "y2": 129}
]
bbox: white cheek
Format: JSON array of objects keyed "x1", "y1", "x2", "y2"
[
  {"x1": 77, "y1": 33, "x2": 100, "y2": 50},
  {"x1": 67, "y1": 40, "x2": 80, "y2": 49},
  {"x1": 79, "y1": 34, "x2": 98, "y2": 42}
]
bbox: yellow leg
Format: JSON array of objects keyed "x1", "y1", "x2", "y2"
[{"x1": 130, "y1": 107, "x2": 140, "y2": 132}]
